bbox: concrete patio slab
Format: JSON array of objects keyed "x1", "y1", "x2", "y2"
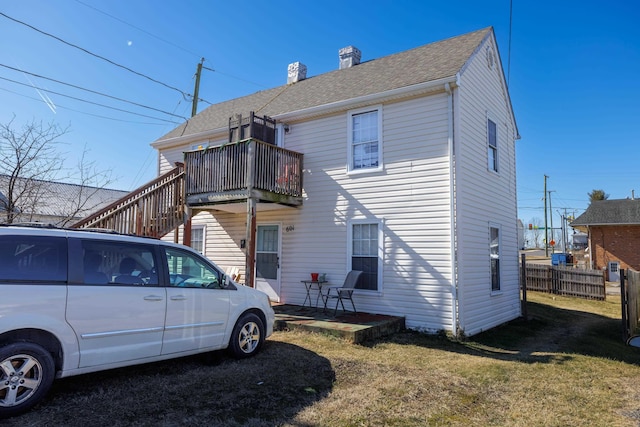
[{"x1": 273, "y1": 304, "x2": 405, "y2": 344}]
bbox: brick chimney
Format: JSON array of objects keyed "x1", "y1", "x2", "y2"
[
  {"x1": 339, "y1": 46, "x2": 361, "y2": 69},
  {"x1": 287, "y1": 62, "x2": 307, "y2": 84}
]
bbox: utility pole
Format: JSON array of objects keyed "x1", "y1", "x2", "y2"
[
  {"x1": 548, "y1": 190, "x2": 555, "y2": 254},
  {"x1": 544, "y1": 175, "x2": 549, "y2": 257},
  {"x1": 182, "y1": 58, "x2": 206, "y2": 247},
  {"x1": 191, "y1": 58, "x2": 205, "y2": 117}
]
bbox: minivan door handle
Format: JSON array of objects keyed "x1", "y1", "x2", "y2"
[
  {"x1": 170, "y1": 295, "x2": 187, "y2": 301},
  {"x1": 143, "y1": 295, "x2": 164, "y2": 301}
]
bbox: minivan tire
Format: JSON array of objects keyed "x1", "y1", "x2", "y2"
[
  {"x1": 0, "y1": 342, "x2": 55, "y2": 418},
  {"x1": 228, "y1": 313, "x2": 265, "y2": 358}
]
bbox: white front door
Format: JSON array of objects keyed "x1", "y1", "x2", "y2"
[
  {"x1": 255, "y1": 224, "x2": 281, "y2": 302},
  {"x1": 608, "y1": 261, "x2": 620, "y2": 282}
]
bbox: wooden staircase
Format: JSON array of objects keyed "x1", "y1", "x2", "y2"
[{"x1": 71, "y1": 163, "x2": 185, "y2": 237}]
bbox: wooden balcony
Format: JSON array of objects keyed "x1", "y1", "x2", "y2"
[{"x1": 184, "y1": 139, "x2": 303, "y2": 209}]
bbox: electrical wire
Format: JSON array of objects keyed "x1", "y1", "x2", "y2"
[
  {"x1": 0, "y1": 76, "x2": 182, "y2": 123},
  {"x1": 0, "y1": 63, "x2": 188, "y2": 120},
  {"x1": 73, "y1": 0, "x2": 202, "y2": 58},
  {"x1": 0, "y1": 85, "x2": 178, "y2": 125},
  {"x1": 71, "y1": 0, "x2": 268, "y2": 91},
  {"x1": 0, "y1": 12, "x2": 192, "y2": 99}
]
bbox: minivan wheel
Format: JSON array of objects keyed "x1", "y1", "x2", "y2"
[
  {"x1": 0, "y1": 342, "x2": 55, "y2": 418},
  {"x1": 228, "y1": 313, "x2": 265, "y2": 358}
]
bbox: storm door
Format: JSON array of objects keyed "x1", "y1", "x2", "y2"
[{"x1": 255, "y1": 224, "x2": 281, "y2": 301}]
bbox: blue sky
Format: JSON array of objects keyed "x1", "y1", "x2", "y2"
[{"x1": 1, "y1": 0, "x2": 639, "y2": 229}]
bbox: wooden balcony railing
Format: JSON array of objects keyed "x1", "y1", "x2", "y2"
[
  {"x1": 71, "y1": 163, "x2": 185, "y2": 237},
  {"x1": 184, "y1": 139, "x2": 303, "y2": 207}
]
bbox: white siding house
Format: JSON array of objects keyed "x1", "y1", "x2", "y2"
[{"x1": 151, "y1": 27, "x2": 520, "y2": 336}]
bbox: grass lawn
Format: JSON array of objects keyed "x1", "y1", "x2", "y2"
[{"x1": 6, "y1": 292, "x2": 640, "y2": 426}]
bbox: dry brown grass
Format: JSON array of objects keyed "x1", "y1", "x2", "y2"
[{"x1": 6, "y1": 292, "x2": 640, "y2": 426}]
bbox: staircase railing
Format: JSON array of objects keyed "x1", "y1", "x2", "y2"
[{"x1": 71, "y1": 163, "x2": 185, "y2": 237}]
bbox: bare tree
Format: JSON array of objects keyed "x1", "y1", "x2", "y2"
[
  {"x1": 55, "y1": 145, "x2": 116, "y2": 226},
  {"x1": 526, "y1": 217, "x2": 543, "y2": 248},
  {"x1": 0, "y1": 116, "x2": 115, "y2": 225}
]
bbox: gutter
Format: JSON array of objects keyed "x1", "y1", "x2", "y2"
[
  {"x1": 445, "y1": 82, "x2": 458, "y2": 336},
  {"x1": 151, "y1": 76, "x2": 459, "y2": 151}
]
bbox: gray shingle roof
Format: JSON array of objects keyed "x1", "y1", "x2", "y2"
[
  {"x1": 571, "y1": 199, "x2": 640, "y2": 226},
  {"x1": 0, "y1": 175, "x2": 127, "y2": 219},
  {"x1": 158, "y1": 27, "x2": 492, "y2": 141}
]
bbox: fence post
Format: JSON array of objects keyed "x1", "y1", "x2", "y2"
[
  {"x1": 521, "y1": 253, "x2": 528, "y2": 319},
  {"x1": 621, "y1": 269, "x2": 627, "y2": 343}
]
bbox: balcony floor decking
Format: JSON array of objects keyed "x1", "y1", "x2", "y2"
[{"x1": 272, "y1": 304, "x2": 405, "y2": 344}]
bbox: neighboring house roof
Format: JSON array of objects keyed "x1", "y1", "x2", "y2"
[
  {"x1": 0, "y1": 175, "x2": 128, "y2": 220},
  {"x1": 157, "y1": 27, "x2": 503, "y2": 142},
  {"x1": 571, "y1": 199, "x2": 640, "y2": 227}
]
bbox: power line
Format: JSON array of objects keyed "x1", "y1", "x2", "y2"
[
  {"x1": 507, "y1": 0, "x2": 513, "y2": 85},
  {"x1": 0, "y1": 76, "x2": 181, "y2": 124},
  {"x1": 71, "y1": 0, "x2": 268, "y2": 92},
  {"x1": 73, "y1": 0, "x2": 202, "y2": 58},
  {"x1": 0, "y1": 85, "x2": 178, "y2": 125},
  {"x1": 0, "y1": 12, "x2": 193, "y2": 99},
  {"x1": 0, "y1": 63, "x2": 188, "y2": 120}
]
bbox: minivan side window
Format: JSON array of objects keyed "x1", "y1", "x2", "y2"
[
  {"x1": 165, "y1": 247, "x2": 223, "y2": 288},
  {"x1": 0, "y1": 235, "x2": 67, "y2": 282},
  {"x1": 80, "y1": 240, "x2": 159, "y2": 286}
]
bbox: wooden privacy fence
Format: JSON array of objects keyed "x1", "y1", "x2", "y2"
[
  {"x1": 621, "y1": 269, "x2": 640, "y2": 343},
  {"x1": 523, "y1": 264, "x2": 606, "y2": 300}
]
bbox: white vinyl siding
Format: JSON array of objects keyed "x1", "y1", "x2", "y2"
[
  {"x1": 455, "y1": 35, "x2": 520, "y2": 335},
  {"x1": 187, "y1": 95, "x2": 453, "y2": 332}
]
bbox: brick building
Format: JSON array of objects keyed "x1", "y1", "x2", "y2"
[{"x1": 571, "y1": 199, "x2": 640, "y2": 279}]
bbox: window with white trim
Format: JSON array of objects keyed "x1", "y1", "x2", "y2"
[
  {"x1": 190, "y1": 225, "x2": 205, "y2": 255},
  {"x1": 488, "y1": 118, "x2": 498, "y2": 172},
  {"x1": 348, "y1": 106, "x2": 382, "y2": 172},
  {"x1": 490, "y1": 226, "x2": 500, "y2": 291},
  {"x1": 349, "y1": 221, "x2": 382, "y2": 291}
]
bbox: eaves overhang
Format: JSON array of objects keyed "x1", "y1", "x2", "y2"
[{"x1": 150, "y1": 76, "x2": 458, "y2": 151}]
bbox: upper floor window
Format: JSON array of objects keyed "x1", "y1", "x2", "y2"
[
  {"x1": 488, "y1": 118, "x2": 498, "y2": 172},
  {"x1": 348, "y1": 106, "x2": 382, "y2": 173}
]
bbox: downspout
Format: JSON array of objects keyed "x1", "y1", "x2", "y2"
[{"x1": 445, "y1": 82, "x2": 458, "y2": 336}]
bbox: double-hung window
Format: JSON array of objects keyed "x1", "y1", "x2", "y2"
[
  {"x1": 348, "y1": 106, "x2": 382, "y2": 172},
  {"x1": 190, "y1": 225, "x2": 205, "y2": 255},
  {"x1": 490, "y1": 226, "x2": 500, "y2": 291},
  {"x1": 349, "y1": 221, "x2": 382, "y2": 291},
  {"x1": 488, "y1": 118, "x2": 498, "y2": 172}
]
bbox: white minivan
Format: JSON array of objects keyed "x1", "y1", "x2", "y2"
[{"x1": 0, "y1": 225, "x2": 274, "y2": 418}]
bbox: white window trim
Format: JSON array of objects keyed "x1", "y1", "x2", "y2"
[
  {"x1": 487, "y1": 112, "x2": 498, "y2": 174},
  {"x1": 347, "y1": 218, "x2": 384, "y2": 293},
  {"x1": 275, "y1": 123, "x2": 286, "y2": 148},
  {"x1": 347, "y1": 105, "x2": 383, "y2": 175},
  {"x1": 489, "y1": 222, "x2": 501, "y2": 294},
  {"x1": 191, "y1": 224, "x2": 206, "y2": 256}
]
